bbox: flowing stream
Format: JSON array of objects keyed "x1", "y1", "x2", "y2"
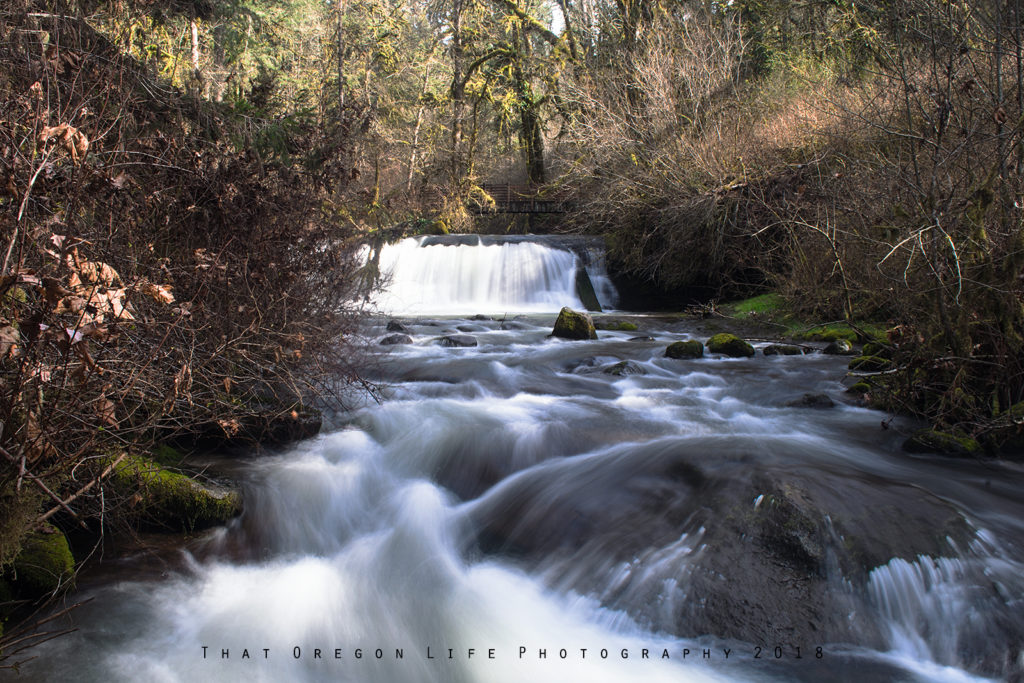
[{"x1": 22, "y1": 236, "x2": 1024, "y2": 682}]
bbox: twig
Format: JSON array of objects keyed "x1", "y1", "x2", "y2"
[
  {"x1": 0, "y1": 446, "x2": 88, "y2": 529},
  {"x1": 38, "y1": 451, "x2": 131, "y2": 523}
]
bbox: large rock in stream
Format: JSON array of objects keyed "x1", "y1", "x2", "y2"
[
  {"x1": 466, "y1": 439, "x2": 975, "y2": 653},
  {"x1": 108, "y1": 455, "x2": 241, "y2": 532},
  {"x1": 551, "y1": 307, "x2": 597, "y2": 340}
]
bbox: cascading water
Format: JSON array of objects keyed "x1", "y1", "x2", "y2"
[
  {"x1": 21, "y1": 237, "x2": 1024, "y2": 683},
  {"x1": 366, "y1": 235, "x2": 614, "y2": 315}
]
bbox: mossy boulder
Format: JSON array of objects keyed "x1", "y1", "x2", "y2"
[
  {"x1": 665, "y1": 340, "x2": 704, "y2": 359},
  {"x1": 552, "y1": 307, "x2": 597, "y2": 340},
  {"x1": 11, "y1": 524, "x2": 74, "y2": 597},
  {"x1": 847, "y1": 381, "x2": 871, "y2": 395},
  {"x1": 763, "y1": 344, "x2": 804, "y2": 356},
  {"x1": 111, "y1": 455, "x2": 241, "y2": 532},
  {"x1": 823, "y1": 339, "x2": 854, "y2": 355},
  {"x1": 848, "y1": 355, "x2": 892, "y2": 372},
  {"x1": 705, "y1": 333, "x2": 755, "y2": 357},
  {"x1": 861, "y1": 341, "x2": 892, "y2": 359},
  {"x1": 903, "y1": 429, "x2": 981, "y2": 457},
  {"x1": 602, "y1": 360, "x2": 646, "y2": 376}
]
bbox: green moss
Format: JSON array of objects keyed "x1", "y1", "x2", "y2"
[
  {"x1": 666, "y1": 340, "x2": 704, "y2": 359},
  {"x1": 861, "y1": 341, "x2": 892, "y2": 358},
  {"x1": 705, "y1": 333, "x2": 755, "y2": 357},
  {"x1": 111, "y1": 455, "x2": 241, "y2": 532},
  {"x1": 848, "y1": 355, "x2": 892, "y2": 372},
  {"x1": 795, "y1": 322, "x2": 887, "y2": 344},
  {"x1": 799, "y1": 325, "x2": 858, "y2": 343},
  {"x1": 903, "y1": 429, "x2": 981, "y2": 457},
  {"x1": 728, "y1": 292, "x2": 786, "y2": 316},
  {"x1": 763, "y1": 344, "x2": 804, "y2": 356},
  {"x1": 552, "y1": 307, "x2": 597, "y2": 340},
  {"x1": 11, "y1": 524, "x2": 74, "y2": 597},
  {"x1": 151, "y1": 444, "x2": 184, "y2": 467},
  {"x1": 847, "y1": 381, "x2": 871, "y2": 395}
]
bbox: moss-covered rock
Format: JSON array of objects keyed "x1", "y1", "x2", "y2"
[
  {"x1": 11, "y1": 524, "x2": 74, "y2": 597},
  {"x1": 111, "y1": 455, "x2": 241, "y2": 532},
  {"x1": 763, "y1": 344, "x2": 804, "y2": 356},
  {"x1": 847, "y1": 381, "x2": 871, "y2": 395},
  {"x1": 603, "y1": 360, "x2": 646, "y2": 376},
  {"x1": 903, "y1": 429, "x2": 981, "y2": 457},
  {"x1": 848, "y1": 355, "x2": 892, "y2": 372},
  {"x1": 705, "y1": 333, "x2": 755, "y2": 357},
  {"x1": 823, "y1": 339, "x2": 854, "y2": 355},
  {"x1": 665, "y1": 340, "x2": 704, "y2": 359},
  {"x1": 552, "y1": 307, "x2": 597, "y2": 340},
  {"x1": 861, "y1": 341, "x2": 892, "y2": 358}
]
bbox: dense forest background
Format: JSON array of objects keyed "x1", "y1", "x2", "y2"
[{"x1": 1, "y1": 0, "x2": 1024, "y2": 643}]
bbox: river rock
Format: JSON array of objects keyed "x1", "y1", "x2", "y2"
[
  {"x1": 705, "y1": 333, "x2": 755, "y2": 357},
  {"x1": 786, "y1": 393, "x2": 835, "y2": 409},
  {"x1": 10, "y1": 524, "x2": 75, "y2": 597},
  {"x1": 110, "y1": 455, "x2": 242, "y2": 532},
  {"x1": 665, "y1": 340, "x2": 704, "y2": 359},
  {"x1": 823, "y1": 339, "x2": 854, "y2": 355},
  {"x1": 629, "y1": 336, "x2": 656, "y2": 342},
  {"x1": 468, "y1": 442, "x2": 972, "y2": 651},
  {"x1": 500, "y1": 321, "x2": 529, "y2": 330},
  {"x1": 436, "y1": 334, "x2": 478, "y2": 347},
  {"x1": 602, "y1": 360, "x2": 646, "y2": 376},
  {"x1": 903, "y1": 429, "x2": 981, "y2": 457},
  {"x1": 380, "y1": 333, "x2": 413, "y2": 345},
  {"x1": 552, "y1": 307, "x2": 597, "y2": 340},
  {"x1": 862, "y1": 341, "x2": 893, "y2": 358},
  {"x1": 763, "y1": 344, "x2": 804, "y2": 356},
  {"x1": 574, "y1": 266, "x2": 603, "y2": 312},
  {"x1": 386, "y1": 320, "x2": 410, "y2": 333}
]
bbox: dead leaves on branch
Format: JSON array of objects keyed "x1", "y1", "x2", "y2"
[{"x1": 38, "y1": 124, "x2": 89, "y2": 165}]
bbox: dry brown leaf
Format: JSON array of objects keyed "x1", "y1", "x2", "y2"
[
  {"x1": 75, "y1": 340, "x2": 101, "y2": 374},
  {"x1": 43, "y1": 277, "x2": 73, "y2": 305},
  {"x1": 223, "y1": 377, "x2": 232, "y2": 394},
  {"x1": 217, "y1": 418, "x2": 241, "y2": 437},
  {"x1": 95, "y1": 393, "x2": 118, "y2": 427},
  {"x1": 24, "y1": 408, "x2": 56, "y2": 462},
  {"x1": 38, "y1": 124, "x2": 89, "y2": 164},
  {"x1": 0, "y1": 326, "x2": 20, "y2": 359},
  {"x1": 55, "y1": 295, "x2": 87, "y2": 315},
  {"x1": 80, "y1": 322, "x2": 113, "y2": 342},
  {"x1": 139, "y1": 281, "x2": 175, "y2": 304}
]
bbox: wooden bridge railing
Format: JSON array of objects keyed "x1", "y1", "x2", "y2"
[{"x1": 472, "y1": 183, "x2": 569, "y2": 214}]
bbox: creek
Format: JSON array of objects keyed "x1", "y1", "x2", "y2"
[{"x1": 22, "y1": 236, "x2": 1024, "y2": 682}]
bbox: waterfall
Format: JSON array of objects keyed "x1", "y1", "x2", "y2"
[{"x1": 368, "y1": 236, "x2": 614, "y2": 315}]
